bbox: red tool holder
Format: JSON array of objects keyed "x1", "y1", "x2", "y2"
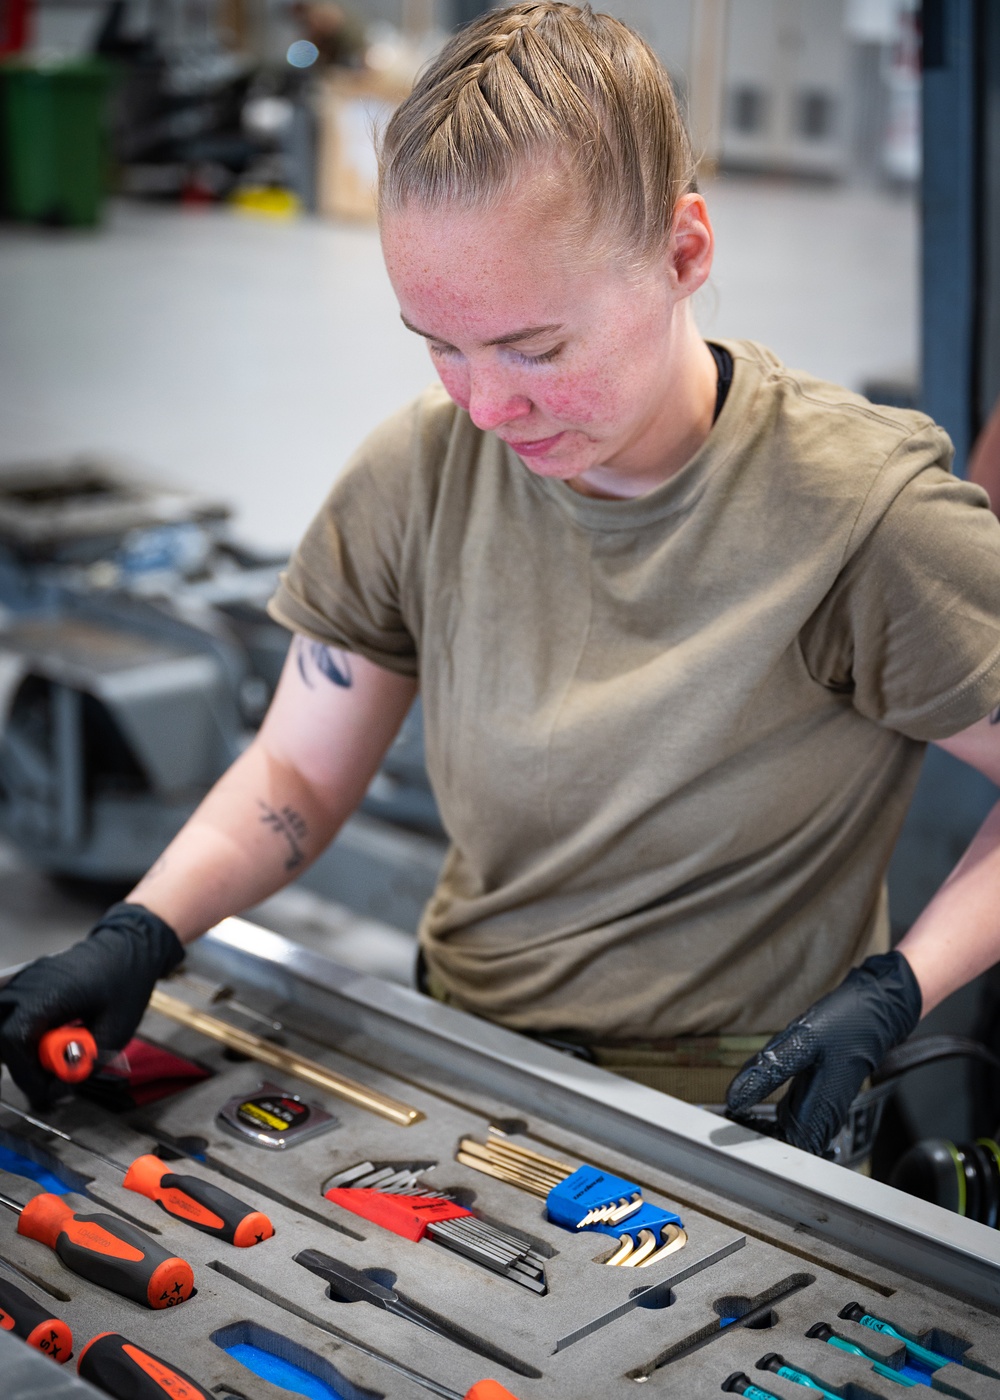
[{"x1": 324, "y1": 1186, "x2": 474, "y2": 1241}]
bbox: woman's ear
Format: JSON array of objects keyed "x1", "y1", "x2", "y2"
[{"x1": 667, "y1": 193, "x2": 714, "y2": 298}]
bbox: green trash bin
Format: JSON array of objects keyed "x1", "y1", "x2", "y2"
[{"x1": 0, "y1": 58, "x2": 114, "y2": 226}]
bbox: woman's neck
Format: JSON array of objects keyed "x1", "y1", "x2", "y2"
[{"x1": 567, "y1": 320, "x2": 719, "y2": 501}]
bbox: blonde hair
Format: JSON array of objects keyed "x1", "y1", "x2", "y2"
[{"x1": 377, "y1": 2, "x2": 695, "y2": 269}]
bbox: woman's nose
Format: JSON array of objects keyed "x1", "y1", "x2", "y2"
[{"x1": 466, "y1": 368, "x2": 532, "y2": 432}]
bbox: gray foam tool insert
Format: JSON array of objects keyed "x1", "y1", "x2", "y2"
[{"x1": 2, "y1": 956, "x2": 999, "y2": 1400}]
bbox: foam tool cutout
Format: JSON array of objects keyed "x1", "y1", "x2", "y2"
[
  {"x1": 323, "y1": 1160, "x2": 548, "y2": 1292},
  {"x1": 456, "y1": 1131, "x2": 687, "y2": 1267}
]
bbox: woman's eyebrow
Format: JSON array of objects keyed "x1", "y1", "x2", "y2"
[{"x1": 400, "y1": 315, "x2": 564, "y2": 347}]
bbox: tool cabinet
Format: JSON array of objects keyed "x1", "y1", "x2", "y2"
[{"x1": 3, "y1": 915, "x2": 1000, "y2": 1400}]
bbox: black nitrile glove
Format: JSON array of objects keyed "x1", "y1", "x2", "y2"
[
  {"x1": 725, "y1": 951, "x2": 922, "y2": 1156},
  {"x1": 0, "y1": 902, "x2": 184, "y2": 1105}
]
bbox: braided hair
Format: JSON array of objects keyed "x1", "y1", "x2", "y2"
[{"x1": 378, "y1": 2, "x2": 695, "y2": 271}]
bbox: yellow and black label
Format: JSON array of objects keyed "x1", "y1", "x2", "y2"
[{"x1": 216, "y1": 1083, "x2": 337, "y2": 1149}]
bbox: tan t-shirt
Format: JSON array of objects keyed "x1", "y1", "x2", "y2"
[{"x1": 269, "y1": 339, "x2": 1000, "y2": 1039}]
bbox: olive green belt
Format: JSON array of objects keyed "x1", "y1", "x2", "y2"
[{"x1": 422, "y1": 967, "x2": 772, "y2": 1105}]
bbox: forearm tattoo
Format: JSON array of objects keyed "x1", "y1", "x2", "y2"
[
  {"x1": 294, "y1": 636, "x2": 353, "y2": 689},
  {"x1": 258, "y1": 801, "x2": 308, "y2": 871}
]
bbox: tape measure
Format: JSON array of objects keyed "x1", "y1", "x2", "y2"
[{"x1": 216, "y1": 1083, "x2": 338, "y2": 1150}]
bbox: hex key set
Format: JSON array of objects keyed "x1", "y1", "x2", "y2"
[{"x1": 0, "y1": 916, "x2": 998, "y2": 1400}]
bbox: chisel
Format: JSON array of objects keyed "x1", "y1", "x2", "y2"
[
  {"x1": 653, "y1": 1275, "x2": 813, "y2": 1367},
  {"x1": 0, "y1": 1188, "x2": 194, "y2": 1308},
  {"x1": 77, "y1": 1331, "x2": 213, "y2": 1399},
  {"x1": 1, "y1": 1101, "x2": 273, "y2": 1247}
]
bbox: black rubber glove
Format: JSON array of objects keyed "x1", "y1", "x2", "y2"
[
  {"x1": 0, "y1": 902, "x2": 184, "y2": 1105},
  {"x1": 725, "y1": 951, "x2": 922, "y2": 1156}
]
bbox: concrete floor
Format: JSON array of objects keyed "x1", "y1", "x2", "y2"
[{"x1": 0, "y1": 175, "x2": 919, "y2": 976}]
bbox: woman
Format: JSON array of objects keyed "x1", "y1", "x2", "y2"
[{"x1": 5, "y1": 2, "x2": 1000, "y2": 1158}]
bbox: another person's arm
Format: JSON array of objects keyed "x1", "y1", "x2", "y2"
[{"x1": 0, "y1": 637, "x2": 416, "y2": 1101}]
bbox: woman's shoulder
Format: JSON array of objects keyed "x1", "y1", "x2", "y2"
[
  {"x1": 343, "y1": 383, "x2": 462, "y2": 487},
  {"x1": 723, "y1": 338, "x2": 949, "y2": 458},
  {"x1": 718, "y1": 338, "x2": 954, "y2": 513}
]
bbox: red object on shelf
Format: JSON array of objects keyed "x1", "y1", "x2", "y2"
[
  {"x1": 323, "y1": 1187, "x2": 473, "y2": 1242},
  {"x1": 0, "y1": 0, "x2": 32, "y2": 54}
]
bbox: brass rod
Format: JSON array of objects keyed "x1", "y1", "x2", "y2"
[
  {"x1": 457, "y1": 1141, "x2": 563, "y2": 1189},
  {"x1": 455, "y1": 1152, "x2": 551, "y2": 1198},
  {"x1": 455, "y1": 1158, "x2": 561, "y2": 1197},
  {"x1": 149, "y1": 988, "x2": 423, "y2": 1128},
  {"x1": 486, "y1": 1134, "x2": 572, "y2": 1174}
]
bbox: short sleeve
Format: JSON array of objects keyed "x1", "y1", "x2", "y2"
[
  {"x1": 800, "y1": 462, "x2": 1000, "y2": 740},
  {"x1": 267, "y1": 389, "x2": 454, "y2": 677}
]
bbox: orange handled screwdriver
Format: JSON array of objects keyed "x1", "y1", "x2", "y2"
[
  {"x1": 1, "y1": 1102, "x2": 274, "y2": 1248},
  {"x1": 122, "y1": 1155, "x2": 274, "y2": 1247},
  {"x1": 0, "y1": 1189, "x2": 194, "y2": 1308},
  {"x1": 0, "y1": 1274, "x2": 73, "y2": 1362},
  {"x1": 37, "y1": 1026, "x2": 98, "y2": 1084},
  {"x1": 78, "y1": 1332, "x2": 212, "y2": 1399}
]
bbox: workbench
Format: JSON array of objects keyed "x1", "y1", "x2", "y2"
[{"x1": 2, "y1": 916, "x2": 1000, "y2": 1400}]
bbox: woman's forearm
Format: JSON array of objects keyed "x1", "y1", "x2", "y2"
[{"x1": 895, "y1": 796, "x2": 1000, "y2": 1014}]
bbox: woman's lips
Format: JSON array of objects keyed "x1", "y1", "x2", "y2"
[{"x1": 505, "y1": 431, "x2": 564, "y2": 457}]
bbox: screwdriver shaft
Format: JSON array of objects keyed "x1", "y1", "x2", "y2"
[{"x1": 0, "y1": 1102, "x2": 127, "y2": 1174}]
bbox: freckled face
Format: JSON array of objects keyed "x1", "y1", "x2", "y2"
[{"x1": 380, "y1": 191, "x2": 696, "y2": 492}]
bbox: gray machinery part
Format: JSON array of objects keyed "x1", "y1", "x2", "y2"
[{"x1": 0, "y1": 457, "x2": 444, "y2": 928}]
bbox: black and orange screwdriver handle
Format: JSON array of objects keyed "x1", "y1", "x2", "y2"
[
  {"x1": 16, "y1": 1194, "x2": 194, "y2": 1309},
  {"x1": 38, "y1": 1025, "x2": 98, "y2": 1084},
  {"x1": 0, "y1": 1276, "x2": 73, "y2": 1362},
  {"x1": 79, "y1": 1332, "x2": 212, "y2": 1399},
  {"x1": 123, "y1": 1155, "x2": 274, "y2": 1247}
]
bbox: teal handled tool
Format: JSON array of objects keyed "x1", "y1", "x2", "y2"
[
  {"x1": 807, "y1": 1325, "x2": 974, "y2": 1398},
  {"x1": 756, "y1": 1352, "x2": 847, "y2": 1399},
  {"x1": 722, "y1": 1374, "x2": 783, "y2": 1400},
  {"x1": 806, "y1": 1323, "x2": 920, "y2": 1388},
  {"x1": 838, "y1": 1303, "x2": 1000, "y2": 1382}
]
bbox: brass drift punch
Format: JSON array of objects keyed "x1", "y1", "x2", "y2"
[{"x1": 147, "y1": 989, "x2": 423, "y2": 1128}]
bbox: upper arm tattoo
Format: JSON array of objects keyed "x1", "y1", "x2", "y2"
[{"x1": 294, "y1": 636, "x2": 353, "y2": 690}]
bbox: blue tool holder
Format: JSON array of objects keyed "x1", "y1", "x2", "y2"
[{"x1": 545, "y1": 1164, "x2": 683, "y2": 1240}]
